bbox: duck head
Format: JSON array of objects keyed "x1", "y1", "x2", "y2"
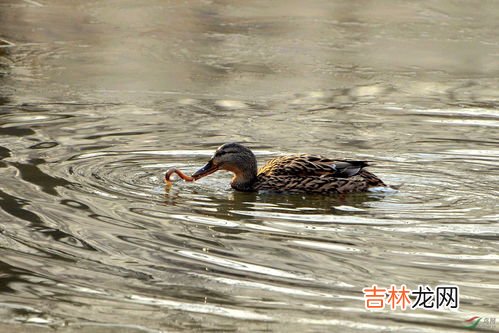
[{"x1": 192, "y1": 143, "x2": 258, "y2": 191}]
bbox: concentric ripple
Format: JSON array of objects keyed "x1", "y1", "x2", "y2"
[{"x1": 60, "y1": 151, "x2": 172, "y2": 200}]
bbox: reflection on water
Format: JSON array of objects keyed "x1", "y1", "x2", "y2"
[{"x1": 1, "y1": 0, "x2": 499, "y2": 332}]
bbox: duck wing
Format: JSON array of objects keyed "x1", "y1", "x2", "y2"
[{"x1": 257, "y1": 155, "x2": 369, "y2": 178}]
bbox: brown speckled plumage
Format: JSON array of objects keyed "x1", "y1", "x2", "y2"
[
  {"x1": 255, "y1": 155, "x2": 385, "y2": 194},
  {"x1": 190, "y1": 143, "x2": 386, "y2": 194}
]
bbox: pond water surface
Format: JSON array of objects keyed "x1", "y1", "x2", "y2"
[{"x1": 0, "y1": 1, "x2": 498, "y2": 332}]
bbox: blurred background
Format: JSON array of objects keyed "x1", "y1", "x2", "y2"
[{"x1": 0, "y1": 1, "x2": 498, "y2": 332}]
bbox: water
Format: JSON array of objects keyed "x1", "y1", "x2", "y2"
[{"x1": 1, "y1": 1, "x2": 498, "y2": 332}]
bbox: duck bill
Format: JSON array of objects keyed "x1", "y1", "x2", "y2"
[{"x1": 192, "y1": 160, "x2": 219, "y2": 180}]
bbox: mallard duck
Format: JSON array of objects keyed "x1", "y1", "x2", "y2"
[{"x1": 165, "y1": 142, "x2": 387, "y2": 194}]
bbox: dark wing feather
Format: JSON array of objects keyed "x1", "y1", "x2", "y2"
[{"x1": 258, "y1": 155, "x2": 369, "y2": 178}]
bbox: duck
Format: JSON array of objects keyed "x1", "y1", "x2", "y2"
[{"x1": 165, "y1": 142, "x2": 387, "y2": 194}]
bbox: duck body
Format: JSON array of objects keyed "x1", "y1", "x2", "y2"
[
  {"x1": 189, "y1": 143, "x2": 387, "y2": 194},
  {"x1": 253, "y1": 155, "x2": 385, "y2": 194}
]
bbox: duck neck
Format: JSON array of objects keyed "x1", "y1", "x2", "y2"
[{"x1": 230, "y1": 159, "x2": 258, "y2": 192}]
